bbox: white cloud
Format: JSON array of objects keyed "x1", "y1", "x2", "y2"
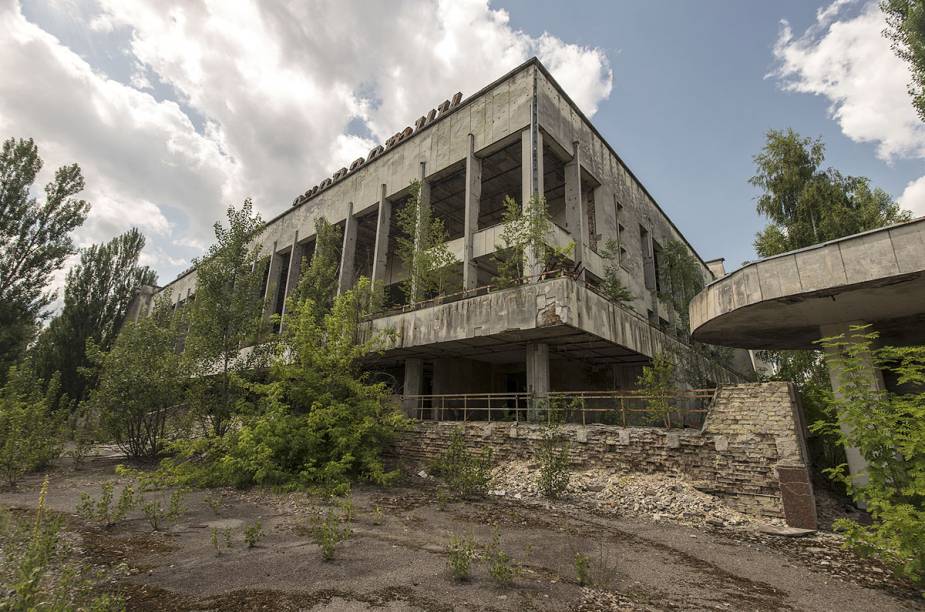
[
  {"x1": 899, "y1": 176, "x2": 925, "y2": 217},
  {"x1": 772, "y1": 1, "x2": 925, "y2": 215},
  {"x1": 1, "y1": 0, "x2": 613, "y2": 290}
]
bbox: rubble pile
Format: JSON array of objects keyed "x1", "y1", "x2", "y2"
[{"x1": 489, "y1": 460, "x2": 777, "y2": 528}]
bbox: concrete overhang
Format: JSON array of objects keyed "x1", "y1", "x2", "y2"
[
  {"x1": 689, "y1": 217, "x2": 925, "y2": 350},
  {"x1": 361, "y1": 277, "x2": 746, "y2": 383}
]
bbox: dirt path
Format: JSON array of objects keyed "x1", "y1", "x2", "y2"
[{"x1": 1, "y1": 457, "x2": 921, "y2": 611}]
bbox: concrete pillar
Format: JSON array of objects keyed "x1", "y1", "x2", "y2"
[
  {"x1": 262, "y1": 241, "x2": 280, "y2": 321},
  {"x1": 278, "y1": 229, "x2": 300, "y2": 331},
  {"x1": 521, "y1": 128, "x2": 544, "y2": 280},
  {"x1": 410, "y1": 162, "x2": 431, "y2": 302},
  {"x1": 402, "y1": 358, "x2": 424, "y2": 418},
  {"x1": 463, "y1": 134, "x2": 481, "y2": 290},
  {"x1": 337, "y1": 202, "x2": 357, "y2": 295},
  {"x1": 526, "y1": 342, "x2": 550, "y2": 420},
  {"x1": 820, "y1": 321, "x2": 884, "y2": 487},
  {"x1": 564, "y1": 140, "x2": 585, "y2": 274},
  {"x1": 371, "y1": 184, "x2": 390, "y2": 290}
]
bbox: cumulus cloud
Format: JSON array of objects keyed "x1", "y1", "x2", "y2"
[
  {"x1": 899, "y1": 176, "x2": 925, "y2": 217},
  {"x1": 0, "y1": 0, "x2": 613, "y2": 290},
  {"x1": 771, "y1": 0, "x2": 925, "y2": 217}
]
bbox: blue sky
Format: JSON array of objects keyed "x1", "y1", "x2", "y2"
[
  {"x1": 496, "y1": 0, "x2": 925, "y2": 268},
  {"x1": 1, "y1": 0, "x2": 922, "y2": 288}
]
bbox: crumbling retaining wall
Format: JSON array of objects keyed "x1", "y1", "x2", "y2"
[{"x1": 393, "y1": 382, "x2": 817, "y2": 528}]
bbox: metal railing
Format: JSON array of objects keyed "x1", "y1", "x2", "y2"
[{"x1": 400, "y1": 388, "x2": 717, "y2": 429}]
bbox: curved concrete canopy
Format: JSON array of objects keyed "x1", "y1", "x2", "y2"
[{"x1": 689, "y1": 217, "x2": 925, "y2": 350}]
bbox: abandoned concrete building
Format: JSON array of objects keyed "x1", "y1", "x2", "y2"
[
  {"x1": 146, "y1": 58, "x2": 755, "y2": 400},
  {"x1": 134, "y1": 58, "x2": 832, "y2": 528}
]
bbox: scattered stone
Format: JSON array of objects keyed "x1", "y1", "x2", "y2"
[
  {"x1": 756, "y1": 524, "x2": 816, "y2": 537},
  {"x1": 490, "y1": 460, "x2": 783, "y2": 529}
]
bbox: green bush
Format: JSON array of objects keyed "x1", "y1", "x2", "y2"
[
  {"x1": 75, "y1": 482, "x2": 135, "y2": 527},
  {"x1": 1, "y1": 478, "x2": 124, "y2": 611},
  {"x1": 485, "y1": 531, "x2": 516, "y2": 586},
  {"x1": 813, "y1": 326, "x2": 925, "y2": 587},
  {"x1": 155, "y1": 279, "x2": 405, "y2": 492},
  {"x1": 574, "y1": 552, "x2": 591, "y2": 586},
  {"x1": 244, "y1": 520, "x2": 263, "y2": 548},
  {"x1": 430, "y1": 429, "x2": 493, "y2": 499},
  {"x1": 536, "y1": 426, "x2": 571, "y2": 499},
  {"x1": 313, "y1": 509, "x2": 350, "y2": 561},
  {"x1": 446, "y1": 534, "x2": 476, "y2": 581},
  {"x1": 0, "y1": 367, "x2": 63, "y2": 487}
]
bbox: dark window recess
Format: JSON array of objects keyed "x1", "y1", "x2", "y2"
[
  {"x1": 272, "y1": 255, "x2": 290, "y2": 333},
  {"x1": 259, "y1": 258, "x2": 271, "y2": 298},
  {"x1": 652, "y1": 239, "x2": 664, "y2": 294},
  {"x1": 640, "y1": 226, "x2": 656, "y2": 290},
  {"x1": 586, "y1": 190, "x2": 598, "y2": 252}
]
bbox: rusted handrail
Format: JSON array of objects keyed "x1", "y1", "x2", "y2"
[{"x1": 400, "y1": 389, "x2": 715, "y2": 429}]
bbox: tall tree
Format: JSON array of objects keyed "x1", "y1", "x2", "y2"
[
  {"x1": 751, "y1": 129, "x2": 911, "y2": 474},
  {"x1": 32, "y1": 228, "x2": 156, "y2": 404},
  {"x1": 291, "y1": 217, "x2": 341, "y2": 319},
  {"x1": 750, "y1": 129, "x2": 910, "y2": 259},
  {"x1": 882, "y1": 0, "x2": 925, "y2": 122},
  {"x1": 0, "y1": 138, "x2": 89, "y2": 381},
  {"x1": 394, "y1": 180, "x2": 458, "y2": 303},
  {"x1": 184, "y1": 200, "x2": 267, "y2": 437}
]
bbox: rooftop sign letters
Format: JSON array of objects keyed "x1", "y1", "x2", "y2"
[{"x1": 292, "y1": 92, "x2": 463, "y2": 207}]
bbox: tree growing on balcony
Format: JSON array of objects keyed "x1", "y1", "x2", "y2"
[
  {"x1": 395, "y1": 180, "x2": 458, "y2": 303},
  {"x1": 493, "y1": 194, "x2": 572, "y2": 288},
  {"x1": 290, "y1": 216, "x2": 342, "y2": 320},
  {"x1": 598, "y1": 239, "x2": 633, "y2": 307}
]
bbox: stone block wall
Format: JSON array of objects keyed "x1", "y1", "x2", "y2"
[{"x1": 393, "y1": 382, "x2": 817, "y2": 528}]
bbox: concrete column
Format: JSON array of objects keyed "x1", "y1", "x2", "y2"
[
  {"x1": 371, "y1": 184, "x2": 390, "y2": 290},
  {"x1": 337, "y1": 202, "x2": 357, "y2": 295},
  {"x1": 402, "y1": 357, "x2": 424, "y2": 418},
  {"x1": 564, "y1": 140, "x2": 585, "y2": 274},
  {"x1": 820, "y1": 321, "x2": 885, "y2": 488},
  {"x1": 278, "y1": 229, "x2": 300, "y2": 331},
  {"x1": 410, "y1": 162, "x2": 431, "y2": 302},
  {"x1": 262, "y1": 241, "x2": 280, "y2": 317},
  {"x1": 463, "y1": 134, "x2": 481, "y2": 290},
  {"x1": 526, "y1": 342, "x2": 550, "y2": 420},
  {"x1": 521, "y1": 128, "x2": 544, "y2": 280}
]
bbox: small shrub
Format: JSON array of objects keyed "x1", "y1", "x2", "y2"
[
  {"x1": 485, "y1": 531, "x2": 515, "y2": 586},
  {"x1": 574, "y1": 552, "x2": 591, "y2": 586},
  {"x1": 536, "y1": 426, "x2": 571, "y2": 499},
  {"x1": 244, "y1": 520, "x2": 263, "y2": 548},
  {"x1": 76, "y1": 482, "x2": 135, "y2": 527},
  {"x1": 166, "y1": 489, "x2": 185, "y2": 520},
  {"x1": 223, "y1": 528, "x2": 234, "y2": 548},
  {"x1": 113, "y1": 484, "x2": 136, "y2": 523},
  {"x1": 2, "y1": 477, "x2": 123, "y2": 610},
  {"x1": 338, "y1": 497, "x2": 354, "y2": 522},
  {"x1": 210, "y1": 527, "x2": 221, "y2": 556},
  {"x1": 431, "y1": 429, "x2": 492, "y2": 499},
  {"x1": 0, "y1": 367, "x2": 63, "y2": 487},
  {"x1": 205, "y1": 492, "x2": 223, "y2": 515},
  {"x1": 313, "y1": 510, "x2": 350, "y2": 561},
  {"x1": 371, "y1": 505, "x2": 384, "y2": 526},
  {"x1": 142, "y1": 499, "x2": 163, "y2": 531},
  {"x1": 446, "y1": 534, "x2": 476, "y2": 582}
]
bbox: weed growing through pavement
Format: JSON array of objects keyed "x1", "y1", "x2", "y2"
[
  {"x1": 244, "y1": 520, "x2": 263, "y2": 548},
  {"x1": 446, "y1": 533, "x2": 477, "y2": 581},
  {"x1": 313, "y1": 509, "x2": 350, "y2": 561}
]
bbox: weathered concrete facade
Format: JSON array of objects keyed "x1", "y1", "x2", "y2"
[
  {"x1": 149, "y1": 57, "x2": 753, "y2": 398},
  {"x1": 394, "y1": 382, "x2": 816, "y2": 528}
]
